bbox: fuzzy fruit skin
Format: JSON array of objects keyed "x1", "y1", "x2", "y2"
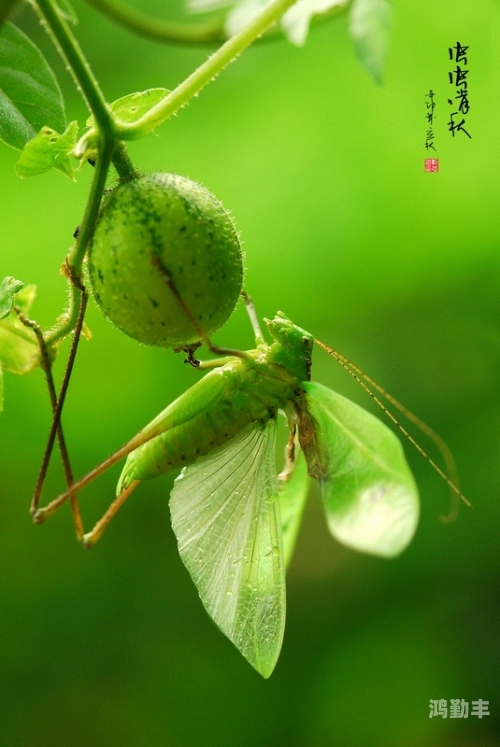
[{"x1": 88, "y1": 173, "x2": 244, "y2": 348}]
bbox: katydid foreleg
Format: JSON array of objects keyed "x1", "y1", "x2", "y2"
[
  {"x1": 240, "y1": 290, "x2": 264, "y2": 343},
  {"x1": 152, "y1": 252, "x2": 251, "y2": 362},
  {"x1": 184, "y1": 292, "x2": 264, "y2": 371}
]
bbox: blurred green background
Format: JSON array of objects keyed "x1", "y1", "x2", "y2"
[{"x1": 1, "y1": 1, "x2": 499, "y2": 745}]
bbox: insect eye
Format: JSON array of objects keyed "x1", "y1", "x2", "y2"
[{"x1": 302, "y1": 336, "x2": 312, "y2": 349}]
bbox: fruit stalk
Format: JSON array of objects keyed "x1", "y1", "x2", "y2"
[
  {"x1": 45, "y1": 138, "x2": 113, "y2": 347},
  {"x1": 86, "y1": 0, "x2": 227, "y2": 45}
]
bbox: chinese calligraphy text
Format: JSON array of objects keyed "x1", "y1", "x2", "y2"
[{"x1": 448, "y1": 42, "x2": 471, "y2": 139}]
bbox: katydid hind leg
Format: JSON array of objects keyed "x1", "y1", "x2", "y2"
[
  {"x1": 82, "y1": 480, "x2": 141, "y2": 549},
  {"x1": 16, "y1": 298, "x2": 86, "y2": 539},
  {"x1": 32, "y1": 421, "x2": 162, "y2": 525}
]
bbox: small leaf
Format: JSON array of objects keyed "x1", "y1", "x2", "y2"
[
  {"x1": 111, "y1": 88, "x2": 170, "y2": 126},
  {"x1": 86, "y1": 88, "x2": 170, "y2": 129},
  {"x1": 0, "y1": 284, "x2": 40, "y2": 374},
  {"x1": 15, "y1": 121, "x2": 78, "y2": 179},
  {"x1": 0, "y1": 276, "x2": 24, "y2": 319},
  {"x1": 281, "y1": 0, "x2": 348, "y2": 46},
  {"x1": 349, "y1": 0, "x2": 390, "y2": 85},
  {"x1": 224, "y1": 0, "x2": 270, "y2": 37},
  {"x1": 298, "y1": 382, "x2": 419, "y2": 558},
  {"x1": 0, "y1": 22, "x2": 66, "y2": 152},
  {"x1": 13, "y1": 283, "x2": 36, "y2": 316}
]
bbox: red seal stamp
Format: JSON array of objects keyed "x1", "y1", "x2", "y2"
[{"x1": 424, "y1": 158, "x2": 439, "y2": 172}]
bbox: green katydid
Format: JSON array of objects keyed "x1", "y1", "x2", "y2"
[{"x1": 32, "y1": 300, "x2": 466, "y2": 678}]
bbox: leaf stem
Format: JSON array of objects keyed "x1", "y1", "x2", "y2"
[
  {"x1": 33, "y1": 1, "x2": 140, "y2": 346},
  {"x1": 86, "y1": 0, "x2": 227, "y2": 45},
  {"x1": 113, "y1": 0, "x2": 300, "y2": 140},
  {"x1": 86, "y1": 0, "x2": 349, "y2": 47},
  {"x1": 34, "y1": 0, "x2": 114, "y2": 138}
]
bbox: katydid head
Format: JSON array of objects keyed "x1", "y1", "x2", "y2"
[{"x1": 264, "y1": 312, "x2": 314, "y2": 382}]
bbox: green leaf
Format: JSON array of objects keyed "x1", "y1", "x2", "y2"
[
  {"x1": 86, "y1": 88, "x2": 170, "y2": 129},
  {"x1": 0, "y1": 284, "x2": 40, "y2": 374},
  {"x1": 0, "y1": 22, "x2": 66, "y2": 152},
  {"x1": 278, "y1": 447, "x2": 309, "y2": 568},
  {"x1": 298, "y1": 382, "x2": 419, "y2": 558},
  {"x1": 0, "y1": 275, "x2": 24, "y2": 319},
  {"x1": 349, "y1": 0, "x2": 390, "y2": 85},
  {"x1": 15, "y1": 121, "x2": 78, "y2": 179}
]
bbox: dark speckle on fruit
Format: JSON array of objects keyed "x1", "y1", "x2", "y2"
[{"x1": 88, "y1": 172, "x2": 243, "y2": 349}]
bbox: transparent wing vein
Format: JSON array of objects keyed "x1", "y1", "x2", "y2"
[{"x1": 169, "y1": 420, "x2": 285, "y2": 678}]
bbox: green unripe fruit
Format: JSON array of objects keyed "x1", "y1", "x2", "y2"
[{"x1": 88, "y1": 173, "x2": 244, "y2": 349}]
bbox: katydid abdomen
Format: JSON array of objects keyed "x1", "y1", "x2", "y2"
[{"x1": 118, "y1": 350, "x2": 303, "y2": 491}]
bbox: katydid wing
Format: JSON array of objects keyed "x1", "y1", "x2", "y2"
[
  {"x1": 127, "y1": 314, "x2": 419, "y2": 675},
  {"x1": 35, "y1": 312, "x2": 428, "y2": 677}
]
